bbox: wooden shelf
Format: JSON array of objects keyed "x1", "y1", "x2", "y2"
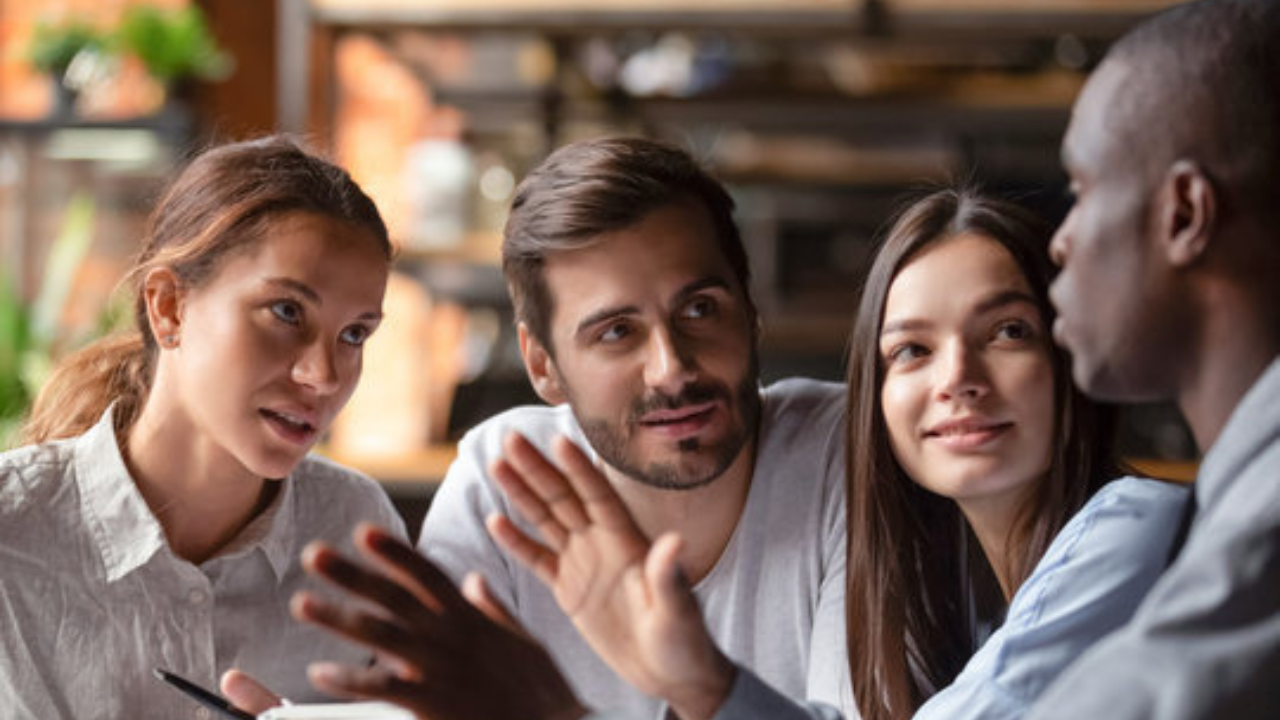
[{"x1": 1127, "y1": 458, "x2": 1197, "y2": 483}]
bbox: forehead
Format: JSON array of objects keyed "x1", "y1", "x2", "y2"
[
  {"x1": 884, "y1": 234, "x2": 1033, "y2": 322},
  {"x1": 541, "y1": 200, "x2": 739, "y2": 322},
  {"x1": 212, "y1": 212, "x2": 388, "y2": 303},
  {"x1": 1063, "y1": 60, "x2": 1134, "y2": 173}
]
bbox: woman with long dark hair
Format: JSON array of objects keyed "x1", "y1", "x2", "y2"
[
  {"x1": 264, "y1": 188, "x2": 1192, "y2": 720},
  {"x1": 0, "y1": 136, "x2": 406, "y2": 717},
  {"x1": 843, "y1": 188, "x2": 1185, "y2": 720}
]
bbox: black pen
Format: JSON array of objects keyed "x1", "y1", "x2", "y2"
[{"x1": 154, "y1": 668, "x2": 257, "y2": 720}]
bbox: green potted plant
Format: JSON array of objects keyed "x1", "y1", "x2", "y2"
[
  {"x1": 26, "y1": 19, "x2": 108, "y2": 116},
  {"x1": 114, "y1": 4, "x2": 232, "y2": 104},
  {"x1": 0, "y1": 195, "x2": 103, "y2": 449}
]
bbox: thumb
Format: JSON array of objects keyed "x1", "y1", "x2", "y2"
[
  {"x1": 645, "y1": 532, "x2": 698, "y2": 618},
  {"x1": 220, "y1": 668, "x2": 283, "y2": 714}
]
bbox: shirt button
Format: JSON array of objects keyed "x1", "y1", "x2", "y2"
[
  {"x1": 187, "y1": 588, "x2": 207, "y2": 605},
  {"x1": 195, "y1": 707, "x2": 212, "y2": 720}
]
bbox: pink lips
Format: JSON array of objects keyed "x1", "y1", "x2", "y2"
[
  {"x1": 260, "y1": 406, "x2": 320, "y2": 446},
  {"x1": 639, "y1": 401, "x2": 718, "y2": 439},
  {"x1": 924, "y1": 417, "x2": 1013, "y2": 450}
]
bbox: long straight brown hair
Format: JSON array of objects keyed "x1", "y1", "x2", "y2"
[{"x1": 844, "y1": 188, "x2": 1118, "y2": 720}]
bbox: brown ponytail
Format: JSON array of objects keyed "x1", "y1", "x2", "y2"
[
  {"x1": 20, "y1": 331, "x2": 153, "y2": 444},
  {"x1": 17, "y1": 134, "x2": 390, "y2": 447}
]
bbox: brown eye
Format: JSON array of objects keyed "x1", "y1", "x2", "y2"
[
  {"x1": 886, "y1": 343, "x2": 929, "y2": 365},
  {"x1": 994, "y1": 319, "x2": 1035, "y2": 342},
  {"x1": 598, "y1": 321, "x2": 631, "y2": 344}
]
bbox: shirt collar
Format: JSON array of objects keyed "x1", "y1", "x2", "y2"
[
  {"x1": 213, "y1": 471, "x2": 295, "y2": 582},
  {"x1": 74, "y1": 404, "x2": 300, "y2": 583},
  {"x1": 74, "y1": 406, "x2": 167, "y2": 583},
  {"x1": 1196, "y1": 355, "x2": 1280, "y2": 510}
]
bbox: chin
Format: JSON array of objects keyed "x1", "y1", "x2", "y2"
[{"x1": 246, "y1": 450, "x2": 307, "y2": 481}]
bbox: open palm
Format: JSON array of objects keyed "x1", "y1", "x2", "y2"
[{"x1": 487, "y1": 432, "x2": 735, "y2": 719}]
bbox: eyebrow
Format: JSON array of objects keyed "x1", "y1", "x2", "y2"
[
  {"x1": 880, "y1": 289, "x2": 1038, "y2": 337},
  {"x1": 573, "y1": 275, "x2": 733, "y2": 339},
  {"x1": 265, "y1": 277, "x2": 383, "y2": 322}
]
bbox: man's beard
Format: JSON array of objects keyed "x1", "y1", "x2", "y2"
[{"x1": 574, "y1": 362, "x2": 762, "y2": 491}]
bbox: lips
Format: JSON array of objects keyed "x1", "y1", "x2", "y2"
[
  {"x1": 260, "y1": 407, "x2": 320, "y2": 446},
  {"x1": 638, "y1": 401, "x2": 718, "y2": 439},
  {"x1": 924, "y1": 417, "x2": 1013, "y2": 449}
]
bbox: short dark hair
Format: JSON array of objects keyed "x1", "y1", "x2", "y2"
[
  {"x1": 502, "y1": 137, "x2": 754, "y2": 353},
  {"x1": 1107, "y1": 0, "x2": 1280, "y2": 224}
]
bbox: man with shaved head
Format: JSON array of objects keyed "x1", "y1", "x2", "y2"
[{"x1": 1031, "y1": 0, "x2": 1280, "y2": 717}]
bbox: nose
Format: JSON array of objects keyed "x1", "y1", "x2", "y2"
[
  {"x1": 935, "y1": 340, "x2": 989, "y2": 403},
  {"x1": 643, "y1": 325, "x2": 697, "y2": 393},
  {"x1": 292, "y1": 339, "x2": 343, "y2": 395},
  {"x1": 1048, "y1": 217, "x2": 1070, "y2": 267}
]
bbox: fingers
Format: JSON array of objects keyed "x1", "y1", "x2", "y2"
[
  {"x1": 487, "y1": 512, "x2": 560, "y2": 587},
  {"x1": 549, "y1": 436, "x2": 641, "y2": 534},
  {"x1": 291, "y1": 590, "x2": 431, "y2": 680},
  {"x1": 490, "y1": 457, "x2": 569, "y2": 551},
  {"x1": 646, "y1": 533, "x2": 698, "y2": 618},
  {"x1": 220, "y1": 669, "x2": 282, "y2": 714},
  {"x1": 461, "y1": 571, "x2": 526, "y2": 637},
  {"x1": 349, "y1": 524, "x2": 470, "y2": 618},
  {"x1": 500, "y1": 432, "x2": 591, "y2": 533},
  {"x1": 305, "y1": 661, "x2": 418, "y2": 707}
]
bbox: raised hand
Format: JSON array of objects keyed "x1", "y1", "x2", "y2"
[
  {"x1": 487, "y1": 432, "x2": 735, "y2": 720},
  {"x1": 292, "y1": 522, "x2": 587, "y2": 720}
]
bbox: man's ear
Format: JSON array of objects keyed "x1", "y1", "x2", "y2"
[
  {"x1": 518, "y1": 322, "x2": 567, "y2": 405},
  {"x1": 1158, "y1": 159, "x2": 1217, "y2": 268},
  {"x1": 142, "y1": 267, "x2": 185, "y2": 349}
]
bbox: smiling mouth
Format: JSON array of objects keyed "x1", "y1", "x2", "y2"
[{"x1": 925, "y1": 421, "x2": 1013, "y2": 449}]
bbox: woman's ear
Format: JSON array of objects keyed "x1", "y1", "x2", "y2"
[
  {"x1": 142, "y1": 267, "x2": 185, "y2": 349},
  {"x1": 518, "y1": 322, "x2": 567, "y2": 405}
]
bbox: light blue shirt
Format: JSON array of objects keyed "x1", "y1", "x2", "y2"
[
  {"x1": 1028, "y1": 357, "x2": 1280, "y2": 720},
  {"x1": 914, "y1": 476, "x2": 1189, "y2": 720},
  {"x1": 675, "y1": 476, "x2": 1191, "y2": 720}
]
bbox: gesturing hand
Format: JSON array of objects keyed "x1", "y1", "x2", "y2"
[
  {"x1": 487, "y1": 433, "x2": 736, "y2": 720},
  {"x1": 292, "y1": 523, "x2": 587, "y2": 720}
]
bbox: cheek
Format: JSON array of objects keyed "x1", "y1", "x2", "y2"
[
  {"x1": 1009, "y1": 354, "x2": 1058, "y2": 464},
  {"x1": 335, "y1": 350, "x2": 365, "y2": 401},
  {"x1": 880, "y1": 376, "x2": 924, "y2": 454}
]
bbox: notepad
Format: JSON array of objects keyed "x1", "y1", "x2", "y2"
[{"x1": 257, "y1": 702, "x2": 414, "y2": 719}]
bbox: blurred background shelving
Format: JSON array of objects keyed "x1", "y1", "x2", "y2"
[{"x1": 1, "y1": 1, "x2": 1198, "y2": 518}]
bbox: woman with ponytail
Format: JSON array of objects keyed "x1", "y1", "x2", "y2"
[{"x1": 0, "y1": 135, "x2": 406, "y2": 717}]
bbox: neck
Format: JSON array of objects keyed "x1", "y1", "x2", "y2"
[
  {"x1": 124, "y1": 391, "x2": 272, "y2": 565},
  {"x1": 605, "y1": 438, "x2": 757, "y2": 584},
  {"x1": 1178, "y1": 287, "x2": 1280, "y2": 452},
  {"x1": 958, "y1": 490, "x2": 1031, "y2": 602}
]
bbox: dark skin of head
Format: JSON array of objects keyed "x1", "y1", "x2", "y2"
[{"x1": 1050, "y1": 53, "x2": 1280, "y2": 452}]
